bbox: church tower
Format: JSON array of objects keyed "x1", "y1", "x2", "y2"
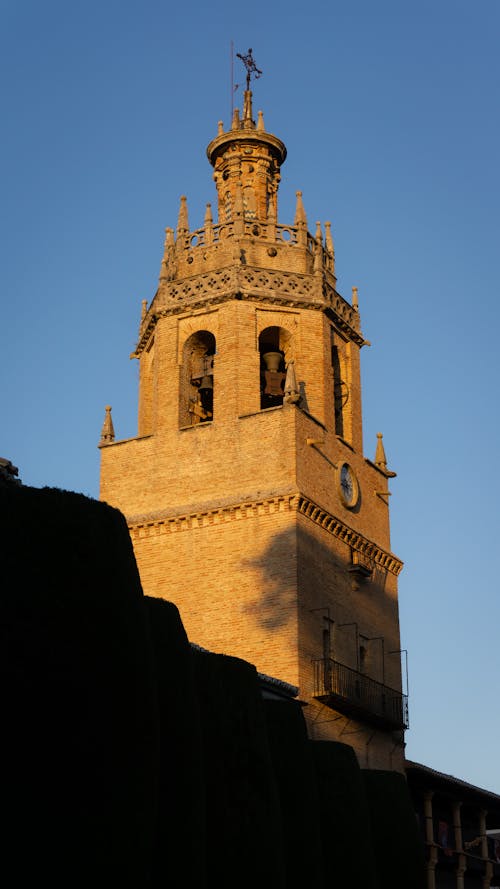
[{"x1": 99, "y1": 79, "x2": 407, "y2": 771}]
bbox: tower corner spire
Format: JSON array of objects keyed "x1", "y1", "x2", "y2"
[
  {"x1": 375, "y1": 432, "x2": 397, "y2": 478},
  {"x1": 294, "y1": 190, "x2": 307, "y2": 226},
  {"x1": 284, "y1": 359, "x2": 301, "y2": 404},
  {"x1": 99, "y1": 405, "x2": 115, "y2": 446},
  {"x1": 243, "y1": 90, "x2": 255, "y2": 128},
  {"x1": 177, "y1": 195, "x2": 189, "y2": 236}
]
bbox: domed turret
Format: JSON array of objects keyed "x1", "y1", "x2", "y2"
[{"x1": 207, "y1": 90, "x2": 287, "y2": 226}]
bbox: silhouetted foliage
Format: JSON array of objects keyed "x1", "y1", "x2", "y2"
[
  {"x1": 310, "y1": 740, "x2": 379, "y2": 887},
  {"x1": 1, "y1": 485, "x2": 159, "y2": 888},
  {"x1": 361, "y1": 768, "x2": 426, "y2": 889},
  {"x1": 1, "y1": 483, "x2": 426, "y2": 889},
  {"x1": 263, "y1": 699, "x2": 325, "y2": 889},
  {"x1": 145, "y1": 597, "x2": 207, "y2": 888},
  {"x1": 193, "y1": 649, "x2": 286, "y2": 889}
]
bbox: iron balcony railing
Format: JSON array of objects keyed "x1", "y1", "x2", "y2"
[{"x1": 313, "y1": 657, "x2": 409, "y2": 731}]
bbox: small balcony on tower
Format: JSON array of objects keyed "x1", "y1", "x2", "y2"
[{"x1": 312, "y1": 657, "x2": 409, "y2": 732}]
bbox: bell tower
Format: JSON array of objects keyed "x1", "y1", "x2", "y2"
[{"x1": 99, "y1": 82, "x2": 407, "y2": 771}]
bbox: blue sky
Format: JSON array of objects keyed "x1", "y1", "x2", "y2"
[{"x1": 2, "y1": 0, "x2": 499, "y2": 794}]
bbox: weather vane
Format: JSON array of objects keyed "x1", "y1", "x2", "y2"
[{"x1": 236, "y1": 48, "x2": 262, "y2": 90}]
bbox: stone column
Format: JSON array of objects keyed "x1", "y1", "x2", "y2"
[
  {"x1": 452, "y1": 801, "x2": 465, "y2": 889},
  {"x1": 479, "y1": 809, "x2": 493, "y2": 889},
  {"x1": 424, "y1": 791, "x2": 436, "y2": 889}
]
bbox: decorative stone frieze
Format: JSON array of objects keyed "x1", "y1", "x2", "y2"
[
  {"x1": 133, "y1": 265, "x2": 362, "y2": 356},
  {"x1": 126, "y1": 491, "x2": 402, "y2": 577},
  {"x1": 297, "y1": 495, "x2": 403, "y2": 576}
]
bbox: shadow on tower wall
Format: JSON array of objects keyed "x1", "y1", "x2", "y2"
[
  {"x1": 240, "y1": 519, "x2": 394, "y2": 678},
  {"x1": 1, "y1": 482, "x2": 425, "y2": 889}
]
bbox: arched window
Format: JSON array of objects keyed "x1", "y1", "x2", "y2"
[
  {"x1": 180, "y1": 330, "x2": 215, "y2": 427},
  {"x1": 332, "y1": 343, "x2": 349, "y2": 437},
  {"x1": 259, "y1": 325, "x2": 293, "y2": 409}
]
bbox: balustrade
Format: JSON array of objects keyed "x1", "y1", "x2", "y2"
[{"x1": 313, "y1": 656, "x2": 409, "y2": 731}]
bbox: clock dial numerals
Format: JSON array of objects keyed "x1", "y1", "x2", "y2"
[{"x1": 338, "y1": 463, "x2": 359, "y2": 508}]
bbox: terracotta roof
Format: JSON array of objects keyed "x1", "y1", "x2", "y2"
[{"x1": 405, "y1": 759, "x2": 500, "y2": 804}]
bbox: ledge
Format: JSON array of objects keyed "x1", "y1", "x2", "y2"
[
  {"x1": 125, "y1": 490, "x2": 403, "y2": 576},
  {"x1": 98, "y1": 433, "x2": 153, "y2": 449}
]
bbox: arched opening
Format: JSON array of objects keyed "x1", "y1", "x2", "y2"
[
  {"x1": 332, "y1": 342, "x2": 349, "y2": 437},
  {"x1": 259, "y1": 326, "x2": 293, "y2": 409},
  {"x1": 180, "y1": 330, "x2": 215, "y2": 427}
]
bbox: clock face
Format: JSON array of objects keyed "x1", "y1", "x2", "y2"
[{"x1": 338, "y1": 462, "x2": 359, "y2": 508}]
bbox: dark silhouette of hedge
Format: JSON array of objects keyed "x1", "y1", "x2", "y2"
[
  {"x1": 310, "y1": 740, "x2": 379, "y2": 887},
  {"x1": 1, "y1": 482, "x2": 426, "y2": 888},
  {"x1": 1, "y1": 484, "x2": 159, "y2": 888},
  {"x1": 361, "y1": 768, "x2": 426, "y2": 889},
  {"x1": 144, "y1": 597, "x2": 207, "y2": 887},
  {"x1": 192, "y1": 648, "x2": 286, "y2": 889},
  {"x1": 263, "y1": 698, "x2": 325, "y2": 888}
]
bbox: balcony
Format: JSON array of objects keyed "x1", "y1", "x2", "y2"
[{"x1": 312, "y1": 657, "x2": 409, "y2": 731}]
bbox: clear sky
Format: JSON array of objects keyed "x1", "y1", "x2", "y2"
[{"x1": 2, "y1": 0, "x2": 499, "y2": 794}]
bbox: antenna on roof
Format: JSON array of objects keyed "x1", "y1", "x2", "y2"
[{"x1": 230, "y1": 40, "x2": 234, "y2": 119}]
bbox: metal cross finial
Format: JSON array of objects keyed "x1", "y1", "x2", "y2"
[{"x1": 236, "y1": 48, "x2": 262, "y2": 90}]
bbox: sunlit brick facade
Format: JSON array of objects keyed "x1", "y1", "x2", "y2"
[{"x1": 99, "y1": 88, "x2": 406, "y2": 771}]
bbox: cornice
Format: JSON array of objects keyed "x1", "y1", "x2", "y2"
[
  {"x1": 127, "y1": 492, "x2": 299, "y2": 531},
  {"x1": 127, "y1": 492, "x2": 403, "y2": 577},
  {"x1": 206, "y1": 129, "x2": 287, "y2": 165},
  {"x1": 296, "y1": 496, "x2": 403, "y2": 576},
  {"x1": 132, "y1": 266, "x2": 363, "y2": 356}
]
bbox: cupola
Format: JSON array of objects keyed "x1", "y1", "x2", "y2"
[{"x1": 206, "y1": 89, "x2": 287, "y2": 226}]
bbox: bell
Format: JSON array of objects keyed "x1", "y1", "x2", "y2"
[
  {"x1": 263, "y1": 351, "x2": 282, "y2": 372},
  {"x1": 199, "y1": 375, "x2": 213, "y2": 392}
]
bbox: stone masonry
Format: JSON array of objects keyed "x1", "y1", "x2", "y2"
[{"x1": 99, "y1": 88, "x2": 406, "y2": 772}]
